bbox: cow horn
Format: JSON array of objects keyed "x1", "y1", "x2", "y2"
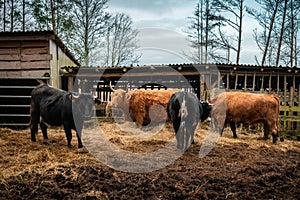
[
  {"x1": 72, "y1": 93, "x2": 80, "y2": 99},
  {"x1": 109, "y1": 81, "x2": 116, "y2": 92}
]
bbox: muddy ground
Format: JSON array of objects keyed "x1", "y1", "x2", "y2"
[{"x1": 0, "y1": 121, "x2": 299, "y2": 200}]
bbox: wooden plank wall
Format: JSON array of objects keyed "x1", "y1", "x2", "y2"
[
  {"x1": 0, "y1": 39, "x2": 51, "y2": 127},
  {"x1": 0, "y1": 40, "x2": 51, "y2": 77}
]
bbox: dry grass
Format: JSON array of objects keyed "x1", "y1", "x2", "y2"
[{"x1": 0, "y1": 122, "x2": 299, "y2": 199}]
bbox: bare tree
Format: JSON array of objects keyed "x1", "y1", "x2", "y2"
[
  {"x1": 247, "y1": 0, "x2": 280, "y2": 66},
  {"x1": 101, "y1": 13, "x2": 140, "y2": 67},
  {"x1": 67, "y1": 0, "x2": 109, "y2": 66},
  {"x1": 50, "y1": 0, "x2": 55, "y2": 33},
  {"x1": 282, "y1": 0, "x2": 300, "y2": 67},
  {"x1": 213, "y1": 0, "x2": 245, "y2": 64},
  {"x1": 184, "y1": 0, "x2": 224, "y2": 63},
  {"x1": 184, "y1": 1, "x2": 204, "y2": 63},
  {"x1": 0, "y1": 0, "x2": 24, "y2": 31},
  {"x1": 275, "y1": 0, "x2": 288, "y2": 67},
  {"x1": 248, "y1": 0, "x2": 300, "y2": 67}
]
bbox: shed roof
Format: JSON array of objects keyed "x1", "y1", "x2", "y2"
[{"x1": 61, "y1": 63, "x2": 300, "y2": 77}]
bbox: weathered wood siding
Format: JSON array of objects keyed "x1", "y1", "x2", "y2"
[{"x1": 0, "y1": 31, "x2": 80, "y2": 127}]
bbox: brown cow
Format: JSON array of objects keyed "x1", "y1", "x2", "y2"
[
  {"x1": 108, "y1": 83, "x2": 179, "y2": 127},
  {"x1": 210, "y1": 92, "x2": 280, "y2": 143}
]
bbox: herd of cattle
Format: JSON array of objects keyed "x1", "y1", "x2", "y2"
[{"x1": 29, "y1": 82, "x2": 281, "y2": 150}]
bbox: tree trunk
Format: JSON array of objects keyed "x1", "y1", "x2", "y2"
[
  {"x1": 22, "y1": 0, "x2": 25, "y2": 31},
  {"x1": 200, "y1": 0, "x2": 204, "y2": 64},
  {"x1": 4, "y1": 0, "x2": 6, "y2": 31},
  {"x1": 10, "y1": 0, "x2": 14, "y2": 31},
  {"x1": 261, "y1": 0, "x2": 279, "y2": 66},
  {"x1": 205, "y1": 0, "x2": 209, "y2": 64},
  {"x1": 275, "y1": 0, "x2": 288, "y2": 67},
  {"x1": 84, "y1": 1, "x2": 89, "y2": 66},
  {"x1": 50, "y1": 0, "x2": 56, "y2": 33},
  {"x1": 236, "y1": 0, "x2": 243, "y2": 65},
  {"x1": 197, "y1": 3, "x2": 201, "y2": 64},
  {"x1": 289, "y1": 0, "x2": 294, "y2": 67}
]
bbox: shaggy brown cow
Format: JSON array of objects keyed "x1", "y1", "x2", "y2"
[
  {"x1": 108, "y1": 84, "x2": 179, "y2": 127},
  {"x1": 210, "y1": 92, "x2": 280, "y2": 143}
]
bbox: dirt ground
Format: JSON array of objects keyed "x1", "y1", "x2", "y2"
[{"x1": 0, "y1": 121, "x2": 299, "y2": 200}]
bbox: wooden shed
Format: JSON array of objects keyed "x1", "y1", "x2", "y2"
[
  {"x1": 0, "y1": 31, "x2": 80, "y2": 127},
  {"x1": 62, "y1": 64, "x2": 300, "y2": 134}
]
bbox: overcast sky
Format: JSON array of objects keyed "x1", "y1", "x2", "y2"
[{"x1": 107, "y1": 0, "x2": 261, "y2": 65}]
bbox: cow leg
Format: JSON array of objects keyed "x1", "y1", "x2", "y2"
[
  {"x1": 211, "y1": 117, "x2": 224, "y2": 136},
  {"x1": 185, "y1": 129, "x2": 195, "y2": 151},
  {"x1": 229, "y1": 122, "x2": 237, "y2": 138},
  {"x1": 272, "y1": 132, "x2": 278, "y2": 144},
  {"x1": 30, "y1": 107, "x2": 39, "y2": 142},
  {"x1": 184, "y1": 127, "x2": 190, "y2": 151},
  {"x1": 265, "y1": 122, "x2": 278, "y2": 144},
  {"x1": 176, "y1": 126, "x2": 185, "y2": 151},
  {"x1": 40, "y1": 122, "x2": 48, "y2": 140},
  {"x1": 188, "y1": 125, "x2": 196, "y2": 147},
  {"x1": 75, "y1": 123, "x2": 84, "y2": 148},
  {"x1": 263, "y1": 123, "x2": 269, "y2": 139},
  {"x1": 75, "y1": 128, "x2": 83, "y2": 148},
  {"x1": 173, "y1": 121, "x2": 181, "y2": 149},
  {"x1": 76, "y1": 131, "x2": 83, "y2": 148},
  {"x1": 270, "y1": 123, "x2": 278, "y2": 144},
  {"x1": 30, "y1": 123, "x2": 38, "y2": 142},
  {"x1": 191, "y1": 129, "x2": 195, "y2": 144},
  {"x1": 64, "y1": 127, "x2": 73, "y2": 148}
]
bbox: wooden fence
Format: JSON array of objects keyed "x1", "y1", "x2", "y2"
[
  {"x1": 279, "y1": 87, "x2": 300, "y2": 135},
  {"x1": 92, "y1": 82, "x2": 300, "y2": 135}
]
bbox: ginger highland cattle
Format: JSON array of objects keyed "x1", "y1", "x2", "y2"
[
  {"x1": 108, "y1": 83, "x2": 179, "y2": 127},
  {"x1": 210, "y1": 92, "x2": 280, "y2": 143}
]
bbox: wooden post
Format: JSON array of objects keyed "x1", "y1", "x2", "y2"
[
  {"x1": 252, "y1": 73, "x2": 256, "y2": 91},
  {"x1": 209, "y1": 71, "x2": 212, "y2": 91},
  {"x1": 288, "y1": 86, "x2": 294, "y2": 130},
  {"x1": 68, "y1": 77, "x2": 74, "y2": 92},
  {"x1": 283, "y1": 75, "x2": 287, "y2": 129},
  {"x1": 284, "y1": 75, "x2": 287, "y2": 105},
  {"x1": 217, "y1": 71, "x2": 221, "y2": 89},
  {"x1": 244, "y1": 73, "x2": 247, "y2": 91},
  {"x1": 260, "y1": 75, "x2": 264, "y2": 92},
  {"x1": 269, "y1": 73, "x2": 272, "y2": 91},
  {"x1": 293, "y1": 75, "x2": 296, "y2": 90},
  {"x1": 226, "y1": 73, "x2": 229, "y2": 90},
  {"x1": 277, "y1": 72, "x2": 280, "y2": 94},
  {"x1": 97, "y1": 83, "x2": 100, "y2": 100},
  {"x1": 199, "y1": 74, "x2": 204, "y2": 100},
  {"x1": 235, "y1": 74, "x2": 238, "y2": 90},
  {"x1": 298, "y1": 83, "x2": 300, "y2": 104}
]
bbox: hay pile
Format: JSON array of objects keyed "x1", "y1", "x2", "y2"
[{"x1": 0, "y1": 122, "x2": 299, "y2": 199}]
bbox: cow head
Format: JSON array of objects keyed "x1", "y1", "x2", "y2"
[
  {"x1": 71, "y1": 93, "x2": 94, "y2": 120},
  {"x1": 200, "y1": 101, "x2": 213, "y2": 122},
  {"x1": 109, "y1": 82, "x2": 131, "y2": 109}
]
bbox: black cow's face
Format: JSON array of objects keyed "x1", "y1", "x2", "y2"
[
  {"x1": 71, "y1": 93, "x2": 94, "y2": 120},
  {"x1": 200, "y1": 102, "x2": 212, "y2": 122}
]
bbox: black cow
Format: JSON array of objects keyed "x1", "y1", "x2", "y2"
[
  {"x1": 167, "y1": 91, "x2": 212, "y2": 151},
  {"x1": 30, "y1": 84, "x2": 95, "y2": 148}
]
